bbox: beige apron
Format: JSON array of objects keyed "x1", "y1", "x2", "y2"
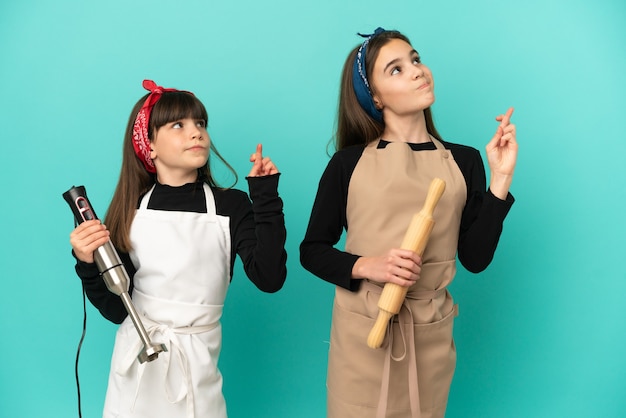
[
  {"x1": 327, "y1": 139, "x2": 466, "y2": 418},
  {"x1": 103, "y1": 184, "x2": 231, "y2": 418}
]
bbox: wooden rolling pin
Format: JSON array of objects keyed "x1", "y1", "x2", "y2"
[{"x1": 367, "y1": 178, "x2": 446, "y2": 349}]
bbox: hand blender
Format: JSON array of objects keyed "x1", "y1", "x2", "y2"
[{"x1": 63, "y1": 185, "x2": 167, "y2": 363}]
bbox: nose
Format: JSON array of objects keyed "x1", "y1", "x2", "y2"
[
  {"x1": 412, "y1": 65, "x2": 424, "y2": 79},
  {"x1": 191, "y1": 125, "x2": 204, "y2": 140}
]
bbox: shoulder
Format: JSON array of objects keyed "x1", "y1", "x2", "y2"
[
  {"x1": 326, "y1": 144, "x2": 365, "y2": 173},
  {"x1": 212, "y1": 186, "x2": 249, "y2": 202},
  {"x1": 333, "y1": 144, "x2": 365, "y2": 161},
  {"x1": 312, "y1": 145, "x2": 366, "y2": 187},
  {"x1": 440, "y1": 139, "x2": 480, "y2": 156},
  {"x1": 438, "y1": 139, "x2": 486, "y2": 192},
  {"x1": 211, "y1": 187, "x2": 251, "y2": 216},
  {"x1": 440, "y1": 139, "x2": 483, "y2": 167}
]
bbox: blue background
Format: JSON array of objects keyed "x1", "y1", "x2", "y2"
[{"x1": 1, "y1": 0, "x2": 624, "y2": 417}]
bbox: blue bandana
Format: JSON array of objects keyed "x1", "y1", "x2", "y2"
[{"x1": 352, "y1": 27, "x2": 386, "y2": 122}]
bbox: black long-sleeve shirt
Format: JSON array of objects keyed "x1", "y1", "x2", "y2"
[
  {"x1": 299, "y1": 140, "x2": 514, "y2": 291},
  {"x1": 75, "y1": 174, "x2": 287, "y2": 324}
]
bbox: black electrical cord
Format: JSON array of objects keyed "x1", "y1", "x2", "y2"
[
  {"x1": 72, "y1": 216, "x2": 87, "y2": 418},
  {"x1": 75, "y1": 284, "x2": 87, "y2": 418}
]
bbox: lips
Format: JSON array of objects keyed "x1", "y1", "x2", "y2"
[{"x1": 187, "y1": 145, "x2": 206, "y2": 152}]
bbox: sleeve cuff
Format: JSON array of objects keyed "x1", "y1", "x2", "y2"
[
  {"x1": 486, "y1": 189, "x2": 515, "y2": 218},
  {"x1": 246, "y1": 173, "x2": 281, "y2": 201},
  {"x1": 73, "y1": 251, "x2": 100, "y2": 279}
]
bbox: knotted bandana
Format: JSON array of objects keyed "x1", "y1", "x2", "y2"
[
  {"x1": 352, "y1": 27, "x2": 386, "y2": 123},
  {"x1": 132, "y1": 80, "x2": 193, "y2": 173}
]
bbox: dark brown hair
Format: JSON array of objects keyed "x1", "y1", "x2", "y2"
[
  {"x1": 334, "y1": 30, "x2": 442, "y2": 151},
  {"x1": 105, "y1": 91, "x2": 236, "y2": 251}
]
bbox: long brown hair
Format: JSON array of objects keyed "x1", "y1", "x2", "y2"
[
  {"x1": 105, "y1": 91, "x2": 236, "y2": 251},
  {"x1": 334, "y1": 30, "x2": 442, "y2": 151}
]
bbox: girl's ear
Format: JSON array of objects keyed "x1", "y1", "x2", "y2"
[{"x1": 373, "y1": 96, "x2": 383, "y2": 110}]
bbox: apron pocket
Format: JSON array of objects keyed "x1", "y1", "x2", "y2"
[
  {"x1": 409, "y1": 304, "x2": 458, "y2": 413},
  {"x1": 328, "y1": 293, "x2": 458, "y2": 414},
  {"x1": 328, "y1": 298, "x2": 388, "y2": 407}
]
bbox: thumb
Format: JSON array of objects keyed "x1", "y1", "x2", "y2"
[{"x1": 486, "y1": 126, "x2": 503, "y2": 151}]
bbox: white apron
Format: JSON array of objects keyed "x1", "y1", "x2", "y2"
[{"x1": 103, "y1": 183, "x2": 231, "y2": 418}]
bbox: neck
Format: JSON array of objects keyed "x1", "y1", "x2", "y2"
[
  {"x1": 156, "y1": 170, "x2": 198, "y2": 187},
  {"x1": 381, "y1": 110, "x2": 431, "y2": 144}
]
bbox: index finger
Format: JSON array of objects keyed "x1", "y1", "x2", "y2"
[{"x1": 499, "y1": 107, "x2": 514, "y2": 127}]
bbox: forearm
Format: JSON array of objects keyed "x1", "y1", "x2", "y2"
[
  {"x1": 240, "y1": 174, "x2": 287, "y2": 292},
  {"x1": 458, "y1": 190, "x2": 514, "y2": 273},
  {"x1": 300, "y1": 240, "x2": 361, "y2": 290},
  {"x1": 489, "y1": 173, "x2": 514, "y2": 201}
]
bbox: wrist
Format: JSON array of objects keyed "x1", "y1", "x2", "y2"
[
  {"x1": 489, "y1": 174, "x2": 513, "y2": 200},
  {"x1": 351, "y1": 257, "x2": 367, "y2": 279}
]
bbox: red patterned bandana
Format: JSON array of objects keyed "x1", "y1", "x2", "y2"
[{"x1": 132, "y1": 79, "x2": 192, "y2": 173}]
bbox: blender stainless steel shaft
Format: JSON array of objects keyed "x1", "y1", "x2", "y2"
[{"x1": 63, "y1": 185, "x2": 166, "y2": 363}]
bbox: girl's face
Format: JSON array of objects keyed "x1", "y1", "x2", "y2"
[
  {"x1": 150, "y1": 117, "x2": 210, "y2": 183},
  {"x1": 370, "y1": 38, "x2": 435, "y2": 119}
]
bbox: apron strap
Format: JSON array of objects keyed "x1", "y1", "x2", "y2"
[
  {"x1": 363, "y1": 280, "x2": 446, "y2": 418},
  {"x1": 364, "y1": 279, "x2": 446, "y2": 300},
  {"x1": 376, "y1": 303, "x2": 421, "y2": 418},
  {"x1": 138, "y1": 185, "x2": 156, "y2": 210},
  {"x1": 430, "y1": 136, "x2": 445, "y2": 151}
]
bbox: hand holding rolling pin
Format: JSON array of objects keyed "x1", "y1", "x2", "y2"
[
  {"x1": 351, "y1": 247, "x2": 422, "y2": 288},
  {"x1": 366, "y1": 178, "x2": 446, "y2": 349}
]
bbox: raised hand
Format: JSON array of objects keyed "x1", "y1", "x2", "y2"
[
  {"x1": 248, "y1": 143, "x2": 279, "y2": 177},
  {"x1": 486, "y1": 107, "x2": 518, "y2": 199}
]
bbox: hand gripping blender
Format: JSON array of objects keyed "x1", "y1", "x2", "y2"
[{"x1": 63, "y1": 185, "x2": 167, "y2": 363}]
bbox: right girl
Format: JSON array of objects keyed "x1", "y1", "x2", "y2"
[{"x1": 300, "y1": 28, "x2": 517, "y2": 418}]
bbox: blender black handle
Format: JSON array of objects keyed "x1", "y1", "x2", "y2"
[{"x1": 62, "y1": 185, "x2": 98, "y2": 224}]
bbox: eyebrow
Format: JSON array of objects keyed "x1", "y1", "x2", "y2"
[{"x1": 383, "y1": 49, "x2": 420, "y2": 73}]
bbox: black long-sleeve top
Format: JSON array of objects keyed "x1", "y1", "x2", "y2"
[
  {"x1": 299, "y1": 140, "x2": 514, "y2": 291},
  {"x1": 75, "y1": 174, "x2": 287, "y2": 324}
]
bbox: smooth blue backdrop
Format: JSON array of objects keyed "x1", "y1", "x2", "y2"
[{"x1": 1, "y1": 0, "x2": 624, "y2": 417}]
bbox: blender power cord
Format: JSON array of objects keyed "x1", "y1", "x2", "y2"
[{"x1": 76, "y1": 285, "x2": 87, "y2": 418}]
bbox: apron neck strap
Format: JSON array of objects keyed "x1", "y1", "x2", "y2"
[{"x1": 430, "y1": 136, "x2": 445, "y2": 150}]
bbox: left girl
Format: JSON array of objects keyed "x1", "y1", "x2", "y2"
[{"x1": 69, "y1": 79, "x2": 287, "y2": 417}]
